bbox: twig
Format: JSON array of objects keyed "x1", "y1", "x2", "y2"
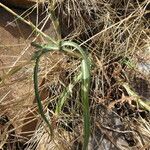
[
  {"x1": 122, "y1": 83, "x2": 150, "y2": 111},
  {"x1": 0, "y1": 2, "x2": 56, "y2": 44}
]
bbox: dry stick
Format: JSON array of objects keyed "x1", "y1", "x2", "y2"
[
  {"x1": 0, "y1": 3, "x2": 58, "y2": 84},
  {"x1": 48, "y1": 0, "x2": 62, "y2": 41},
  {"x1": 6, "y1": 13, "x2": 52, "y2": 73},
  {"x1": 79, "y1": 2, "x2": 146, "y2": 47},
  {"x1": 0, "y1": 61, "x2": 32, "y2": 84},
  {"x1": 0, "y1": 2, "x2": 56, "y2": 136},
  {"x1": 0, "y1": 2, "x2": 56, "y2": 44},
  {"x1": 122, "y1": 83, "x2": 150, "y2": 111}
]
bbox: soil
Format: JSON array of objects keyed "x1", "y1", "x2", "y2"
[{"x1": 0, "y1": 5, "x2": 56, "y2": 137}]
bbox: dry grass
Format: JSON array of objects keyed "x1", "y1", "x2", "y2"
[{"x1": 0, "y1": 0, "x2": 150, "y2": 150}]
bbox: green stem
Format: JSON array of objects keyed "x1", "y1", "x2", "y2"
[
  {"x1": 61, "y1": 41, "x2": 91, "y2": 150},
  {"x1": 34, "y1": 56, "x2": 53, "y2": 136},
  {"x1": 55, "y1": 72, "x2": 82, "y2": 115}
]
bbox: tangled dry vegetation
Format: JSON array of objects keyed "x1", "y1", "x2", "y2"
[{"x1": 0, "y1": 0, "x2": 150, "y2": 150}]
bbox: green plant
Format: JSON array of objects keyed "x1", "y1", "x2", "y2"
[
  {"x1": 1, "y1": 0, "x2": 150, "y2": 149},
  {"x1": 32, "y1": 40, "x2": 91, "y2": 150},
  {"x1": 0, "y1": 2, "x2": 92, "y2": 149}
]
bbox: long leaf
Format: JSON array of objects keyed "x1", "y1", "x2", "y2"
[{"x1": 61, "y1": 41, "x2": 91, "y2": 150}]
